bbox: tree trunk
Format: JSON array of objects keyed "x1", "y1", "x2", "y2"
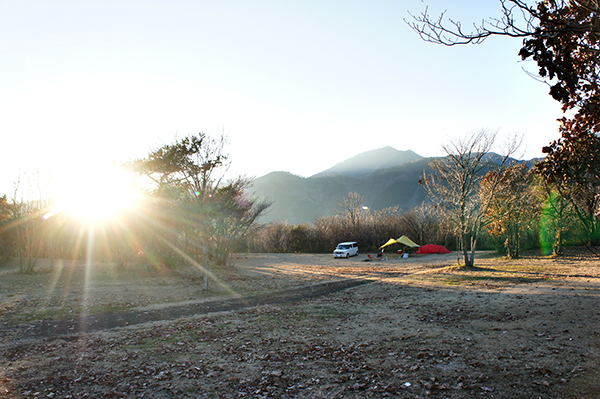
[
  {"x1": 590, "y1": 222, "x2": 600, "y2": 246},
  {"x1": 204, "y1": 266, "x2": 209, "y2": 290},
  {"x1": 554, "y1": 229, "x2": 563, "y2": 256},
  {"x1": 514, "y1": 230, "x2": 521, "y2": 259},
  {"x1": 461, "y1": 234, "x2": 475, "y2": 267},
  {"x1": 459, "y1": 234, "x2": 477, "y2": 267}
]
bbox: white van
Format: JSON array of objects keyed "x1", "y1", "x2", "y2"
[{"x1": 333, "y1": 242, "x2": 358, "y2": 258}]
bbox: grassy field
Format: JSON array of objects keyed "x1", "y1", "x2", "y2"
[{"x1": 1, "y1": 250, "x2": 599, "y2": 398}]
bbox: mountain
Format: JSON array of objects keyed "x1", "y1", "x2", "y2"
[
  {"x1": 250, "y1": 147, "x2": 540, "y2": 224},
  {"x1": 250, "y1": 147, "x2": 432, "y2": 224},
  {"x1": 312, "y1": 146, "x2": 423, "y2": 178}
]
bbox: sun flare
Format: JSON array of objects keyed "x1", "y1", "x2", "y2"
[{"x1": 52, "y1": 160, "x2": 140, "y2": 223}]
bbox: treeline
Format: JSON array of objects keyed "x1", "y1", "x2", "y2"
[
  {"x1": 244, "y1": 172, "x2": 594, "y2": 257},
  {"x1": 2, "y1": 130, "x2": 598, "y2": 273},
  {"x1": 246, "y1": 129, "x2": 599, "y2": 261},
  {"x1": 246, "y1": 200, "x2": 454, "y2": 254}
]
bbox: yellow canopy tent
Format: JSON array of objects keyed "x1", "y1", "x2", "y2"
[
  {"x1": 396, "y1": 235, "x2": 420, "y2": 248},
  {"x1": 379, "y1": 236, "x2": 420, "y2": 257},
  {"x1": 379, "y1": 238, "x2": 398, "y2": 249}
]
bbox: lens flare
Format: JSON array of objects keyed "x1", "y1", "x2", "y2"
[{"x1": 54, "y1": 160, "x2": 140, "y2": 223}]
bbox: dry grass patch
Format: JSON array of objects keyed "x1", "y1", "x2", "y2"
[{"x1": 1, "y1": 251, "x2": 600, "y2": 398}]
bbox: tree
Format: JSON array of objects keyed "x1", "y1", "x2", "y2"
[
  {"x1": 401, "y1": 202, "x2": 451, "y2": 248},
  {"x1": 420, "y1": 130, "x2": 520, "y2": 267},
  {"x1": 129, "y1": 133, "x2": 270, "y2": 274},
  {"x1": 408, "y1": 1, "x2": 534, "y2": 45},
  {"x1": 0, "y1": 195, "x2": 13, "y2": 264},
  {"x1": 129, "y1": 132, "x2": 229, "y2": 201},
  {"x1": 539, "y1": 182, "x2": 576, "y2": 255},
  {"x1": 409, "y1": 2, "x2": 600, "y2": 248},
  {"x1": 289, "y1": 223, "x2": 314, "y2": 252},
  {"x1": 369, "y1": 206, "x2": 404, "y2": 245},
  {"x1": 481, "y1": 163, "x2": 539, "y2": 258},
  {"x1": 336, "y1": 192, "x2": 366, "y2": 231},
  {"x1": 255, "y1": 221, "x2": 293, "y2": 253},
  {"x1": 7, "y1": 180, "x2": 49, "y2": 274},
  {"x1": 537, "y1": 130, "x2": 600, "y2": 245},
  {"x1": 409, "y1": 1, "x2": 600, "y2": 126},
  {"x1": 127, "y1": 133, "x2": 229, "y2": 263},
  {"x1": 201, "y1": 178, "x2": 272, "y2": 266}
]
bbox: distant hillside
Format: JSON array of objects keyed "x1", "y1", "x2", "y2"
[
  {"x1": 250, "y1": 146, "x2": 540, "y2": 224},
  {"x1": 312, "y1": 146, "x2": 423, "y2": 178},
  {"x1": 250, "y1": 171, "x2": 356, "y2": 224},
  {"x1": 250, "y1": 147, "x2": 432, "y2": 224}
]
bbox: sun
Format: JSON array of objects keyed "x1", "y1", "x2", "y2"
[{"x1": 52, "y1": 160, "x2": 140, "y2": 223}]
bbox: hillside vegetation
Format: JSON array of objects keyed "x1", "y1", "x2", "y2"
[
  {"x1": 250, "y1": 147, "x2": 532, "y2": 225},
  {"x1": 251, "y1": 148, "x2": 432, "y2": 224}
]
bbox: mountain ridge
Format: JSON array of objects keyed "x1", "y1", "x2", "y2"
[
  {"x1": 250, "y1": 146, "x2": 538, "y2": 224},
  {"x1": 251, "y1": 147, "x2": 431, "y2": 224},
  {"x1": 311, "y1": 146, "x2": 423, "y2": 178}
]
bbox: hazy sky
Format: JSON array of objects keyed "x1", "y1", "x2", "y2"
[{"x1": 1, "y1": 1, "x2": 563, "y2": 195}]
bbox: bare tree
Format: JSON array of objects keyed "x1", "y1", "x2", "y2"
[
  {"x1": 255, "y1": 221, "x2": 292, "y2": 253},
  {"x1": 8, "y1": 174, "x2": 51, "y2": 273},
  {"x1": 336, "y1": 192, "x2": 366, "y2": 231},
  {"x1": 401, "y1": 202, "x2": 446, "y2": 246},
  {"x1": 406, "y1": 1, "x2": 538, "y2": 46},
  {"x1": 420, "y1": 130, "x2": 521, "y2": 267},
  {"x1": 203, "y1": 177, "x2": 272, "y2": 267},
  {"x1": 0, "y1": 195, "x2": 12, "y2": 264}
]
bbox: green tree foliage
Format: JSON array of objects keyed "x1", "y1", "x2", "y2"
[
  {"x1": 128, "y1": 133, "x2": 270, "y2": 268},
  {"x1": 539, "y1": 183, "x2": 577, "y2": 255},
  {"x1": 129, "y1": 133, "x2": 228, "y2": 201},
  {"x1": 289, "y1": 224, "x2": 314, "y2": 252}
]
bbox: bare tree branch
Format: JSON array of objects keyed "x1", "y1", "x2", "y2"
[{"x1": 405, "y1": 1, "x2": 537, "y2": 46}]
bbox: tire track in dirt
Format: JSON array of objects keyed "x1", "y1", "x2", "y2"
[{"x1": 0, "y1": 278, "x2": 372, "y2": 343}]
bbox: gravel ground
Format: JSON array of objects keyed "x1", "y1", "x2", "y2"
[{"x1": 0, "y1": 249, "x2": 599, "y2": 398}]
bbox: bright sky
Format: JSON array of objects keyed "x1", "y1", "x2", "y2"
[{"x1": 0, "y1": 0, "x2": 563, "y2": 196}]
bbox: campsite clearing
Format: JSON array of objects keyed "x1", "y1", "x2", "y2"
[{"x1": 0, "y1": 250, "x2": 599, "y2": 398}]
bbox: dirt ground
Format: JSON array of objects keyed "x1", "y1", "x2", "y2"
[{"x1": 0, "y1": 249, "x2": 599, "y2": 398}]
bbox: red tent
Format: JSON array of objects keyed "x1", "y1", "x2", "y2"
[{"x1": 416, "y1": 244, "x2": 451, "y2": 254}]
